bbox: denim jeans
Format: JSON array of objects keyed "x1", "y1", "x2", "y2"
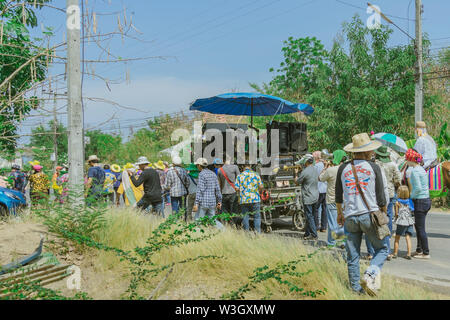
[
  {"x1": 195, "y1": 206, "x2": 224, "y2": 230},
  {"x1": 385, "y1": 197, "x2": 396, "y2": 255},
  {"x1": 136, "y1": 196, "x2": 163, "y2": 217},
  {"x1": 344, "y1": 212, "x2": 389, "y2": 292},
  {"x1": 313, "y1": 193, "x2": 327, "y2": 230},
  {"x1": 303, "y1": 202, "x2": 318, "y2": 238},
  {"x1": 241, "y1": 203, "x2": 261, "y2": 233},
  {"x1": 413, "y1": 198, "x2": 431, "y2": 255},
  {"x1": 171, "y1": 196, "x2": 185, "y2": 214},
  {"x1": 326, "y1": 203, "x2": 338, "y2": 246}
]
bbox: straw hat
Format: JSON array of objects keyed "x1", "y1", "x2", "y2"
[
  {"x1": 416, "y1": 121, "x2": 426, "y2": 128},
  {"x1": 29, "y1": 160, "x2": 40, "y2": 166},
  {"x1": 194, "y1": 158, "x2": 208, "y2": 167},
  {"x1": 111, "y1": 164, "x2": 121, "y2": 173},
  {"x1": 154, "y1": 160, "x2": 165, "y2": 170},
  {"x1": 343, "y1": 133, "x2": 382, "y2": 153},
  {"x1": 172, "y1": 156, "x2": 182, "y2": 166},
  {"x1": 87, "y1": 155, "x2": 99, "y2": 162},
  {"x1": 123, "y1": 163, "x2": 134, "y2": 170}
]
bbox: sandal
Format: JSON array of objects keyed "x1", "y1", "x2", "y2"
[
  {"x1": 405, "y1": 255, "x2": 412, "y2": 260},
  {"x1": 392, "y1": 254, "x2": 398, "y2": 259}
]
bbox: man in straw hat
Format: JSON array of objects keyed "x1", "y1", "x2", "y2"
[
  {"x1": 85, "y1": 155, "x2": 106, "y2": 205},
  {"x1": 335, "y1": 133, "x2": 388, "y2": 296},
  {"x1": 128, "y1": 156, "x2": 163, "y2": 215},
  {"x1": 413, "y1": 121, "x2": 438, "y2": 171}
]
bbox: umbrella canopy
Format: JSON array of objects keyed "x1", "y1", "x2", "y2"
[
  {"x1": 189, "y1": 92, "x2": 314, "y2": 126},
  {"x1": 373, "y1": 133, "x2": 408, "y2": 154}
]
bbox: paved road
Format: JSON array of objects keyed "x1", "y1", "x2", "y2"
[{"x1": 270, "y1": 211, "x2": 450, "y2": 292}]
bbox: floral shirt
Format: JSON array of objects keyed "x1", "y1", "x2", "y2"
[
  {"x1": 29, "y1": 172, "x2": 49, "y2": 194},
  {"x1": 235, "y1": 169, "x2": 263, "y2": 204}
]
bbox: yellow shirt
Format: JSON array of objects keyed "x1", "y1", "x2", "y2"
[{"x1": 117, "y1": 182, "x2": 144, "y2": 206}]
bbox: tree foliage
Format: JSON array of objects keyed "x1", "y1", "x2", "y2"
[
  {"x1": 0, "y1": 0, "x2": 52, "y2": 154},
  {"x1": 252, "y1": 15, "x2": 438, "y2": 151}
]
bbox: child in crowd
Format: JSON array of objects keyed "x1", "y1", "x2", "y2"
[{"x1": 393, "y1": 185, "x2": 415, "y2": 260}]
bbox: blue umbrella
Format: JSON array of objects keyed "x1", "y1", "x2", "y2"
[{"x1": 189, "y1": 92, "x2": 314, "y2": 127}]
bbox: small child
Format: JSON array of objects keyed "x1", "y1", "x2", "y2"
[{"x1": 393, "y1": 186, "x2": 415, "y2": 260}]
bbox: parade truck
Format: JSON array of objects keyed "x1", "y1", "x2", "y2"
[{"x1": 198, "y1": 121, "x2": 308, "y2": 232}]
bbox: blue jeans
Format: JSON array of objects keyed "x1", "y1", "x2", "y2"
[
  {"x1": 326, "y1": 203, "x2": 338, "y2": 246},
  {"x1": 344, "y1": 212, "x2": 389, "y2": 292},
  {"x1": 303, "y1": 203, "x2": 318, "y2": 238},
  {"x1": 241, "y1": 203, "x2": 261, "y2": 233},
  {"x1": 195, "y1": 206, "x2": 224, "y2": 230},
  {"x1": 171, "y1": 196, "x2": 185, "y2": 214}
]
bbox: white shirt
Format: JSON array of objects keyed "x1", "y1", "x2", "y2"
[
  {"x1": 314, "y1": 161, "x2": 328, "y2": 194},
  {"x1": 414, "y1": 135, "x2": 437, "y2": 168}
]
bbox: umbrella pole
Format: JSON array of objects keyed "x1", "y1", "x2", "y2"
[{"x1": 251, "y1": 98, "x2": 253, "y2": 128}]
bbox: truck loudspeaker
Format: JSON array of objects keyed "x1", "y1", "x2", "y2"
[{"x1": 266, "y1": 121, "x2": 307, "y2": 155}]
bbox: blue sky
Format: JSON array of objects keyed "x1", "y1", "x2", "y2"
[{"x1": 18, "y1": 0, "x2": 450, "y2": 142}]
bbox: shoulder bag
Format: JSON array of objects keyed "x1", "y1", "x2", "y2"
[
  {"x1": 220, "y1": 167, "x2": 238, "y2": 192},
  {"x1": 351, "y1": 160, "x2": 390, "y2": 240}
]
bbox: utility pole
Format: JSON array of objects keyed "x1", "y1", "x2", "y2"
[
  {"x1": 66, "y1": 0, "x2": 84, "y2": 204},
  {"x1": 52, "y1": 88, "x2": 58, "y2": 172},
  {"x1": 415, "y1": 0, "x2": 423, "y2": 123}
]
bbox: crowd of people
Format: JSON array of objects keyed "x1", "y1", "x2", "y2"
[{"x1": 1, "y1": 121, "x2": 439, "y2": 297}]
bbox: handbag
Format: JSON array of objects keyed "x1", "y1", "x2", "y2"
[{"x1": 351, "y1": 161, "x2": 390, "y2": 240}]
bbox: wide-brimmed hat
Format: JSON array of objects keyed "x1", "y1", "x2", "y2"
[
  {"x1": 172, "y1": 156, "x2": 182, "y2": 166},
  {"x1": 29, "y1": 160, "x2": 40, "y2": 166},
  {"x1": 194, "y1": 158, "x2": 208, "y2": 167},
  {"x1": 87, "y1": 155, "x2": 99, "y2": 162},
  {"x1": 123, "y1": 163, "x2": 134, "y2": 170},
  {"x1": 111, "y1": 164, "x2": 121, "y2": 173},
  {"x1": 332, "y1": 150, "x2": 347, "y2": 165},
  {"x1": 343, "y1": 133, "x2": 382, "y2": 153},
  {"x1": 375, "y1": 146, "x2": 391, "y2": 163},
  {"x1": 154, "y1": 160, "x2": 165, "y2": 170},
  {"x1": 136, "y1": 156, "x2": 150, "y2": 165},
  {"x1": 33, "y1": 165, "x2": 43, "y2": 171}
]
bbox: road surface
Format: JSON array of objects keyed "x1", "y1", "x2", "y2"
[{"x1": 270, "y1": 211, "x2": 450, "y2": 293}]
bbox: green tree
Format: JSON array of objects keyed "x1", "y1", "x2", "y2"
[
  {"x1": 85, "y1": 130, "x2": 122, "y2": 164},
  {"x1": 27, "y1": 120, "x2": 68, "y2": 170},
  {"x1": 0, "y1": 0, "x2": 52, "y2": 154},
  {"x1": 253, "y1": 15, "x2": 436, "y2": 151}
]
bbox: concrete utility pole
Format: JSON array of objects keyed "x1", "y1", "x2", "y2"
[
  {"x1": 415, "y1": 0, "x2": 423, "y2": 123},
  {"x1": 66, "y1": 0, "x2": 84, "y2": 203},
  {"x1": 52, "y1": 89, "x2": 58, "y2": 172}
]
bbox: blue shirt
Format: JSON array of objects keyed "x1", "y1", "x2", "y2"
[
  {"x1": 409, "y1": 166, "x2": 429, "y2": 199},
  {"x1": 88, "y1": 166, "x2": 105, "y2": 195}
]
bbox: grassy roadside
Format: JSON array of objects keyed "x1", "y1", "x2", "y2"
[{"x1": 3, "y1": 207, "x2": 450, "y2": 300}]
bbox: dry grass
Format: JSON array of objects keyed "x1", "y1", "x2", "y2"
[{"x1": 74, "y1": 208, "x2": 450, "y2": 300}]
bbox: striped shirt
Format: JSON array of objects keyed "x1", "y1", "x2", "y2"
[{"x1": 164, "y1": 166, "x2": 190, "y2": 197}]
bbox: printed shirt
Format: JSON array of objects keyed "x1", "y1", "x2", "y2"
[
  {"x1": 395, "y1": 200, "x2": 415, "y2": 226},
  {"x1": 235, "y1": 169, "x2": 263, "y2": 204},
  {"x1": 195, "y1": 168, "x2": 222, "y2": 208},
  {"x1": 29, "y1": 172, "x2": 49, "y2": 193},
  {"x1": 164, "y1": 166, "x2": 190, "y2": 197},
  {"x1": 335, "y1": 160, "x2": 386, "y2": 218},
  {"x1": 103, "y1": 170, "x2": 117, "y2": 194}
]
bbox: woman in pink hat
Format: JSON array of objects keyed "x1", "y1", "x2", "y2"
[{"x1": 29, "y1": 165, "x2": 50, "y2": 206}]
